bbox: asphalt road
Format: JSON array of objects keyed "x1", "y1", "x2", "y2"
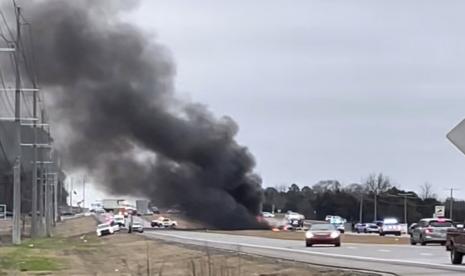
[{"x1": 142, "y1": 229, "x2": 465, "y2": 276}]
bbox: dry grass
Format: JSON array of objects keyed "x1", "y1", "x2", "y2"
[{"x1": 0, "y1": 216, "x2": 379, "y2": 275}]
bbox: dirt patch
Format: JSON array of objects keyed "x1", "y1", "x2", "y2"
[
  {"x1": 0, "y1": 217, "x2": 379, "y2": 275},
  {"x1": 54, "y1": 216, "x2": 97, "y2": 237},
  {"x1": 210, "y1": 230, "x2": 409, "y2": 245}
]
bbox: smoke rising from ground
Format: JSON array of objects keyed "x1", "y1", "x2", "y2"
[{"x1": 21, "y1": 0, "x2": 264, "y2": 229}]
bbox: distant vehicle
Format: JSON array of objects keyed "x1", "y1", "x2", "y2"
[
  {"x1": 166, "y1": 209, "x2": 181, "y2": 214},
  {"x1": 365, "y1": 223, "x2": 380, "y2": 233},
  {"x1": 379, "y1": 218, "x2": 401, "y2": 236},
  {"x1": 410, "y1": 218, "x2": 454, "y2": 246},
  {"x1": 325, "y1": 215, "x2": 346, "y2": 233},
  {"x1": 354, "y1": 223, "x2": 367, "y2": 233},
  {"x1": 325, "y1": 215, "x2": 346, "y2": 223},
  {"x1": 288, "y1": 218, "x2": 304, "y2": 228},
  {"x1": 113, "y1": 214, "x2": 125, "y2": 227},
  {"x1": 150, "y1": 206, "x2": 160, "y2": 214},
  {"x1": 131, "y1": 222, "x2": 144, "y2": 233},
  {"x1": 151, "y1": 217, "x2": 177, "y2": 228},
  {"x1": 285, "y1": 211, "x2": 305, "y2": 221},
  {"x1": 446, "y1": 223, "x2": 465, "y2": 264},
  {"x1": 305, "y1": 223, "x2": 341, "y2": 247},
  {"x1": 102, "y1": 199, "x2": 126, "y2": 211},
  {"x1": 325, "y1": 216, "x2": 346, "y2": 224},
  {"x1": 262, "y1": 212, "x2": 275, "y2": 218},
  {"x1": 96, "y1": 223, "x2": 114, "y2": 237},
  {"x1": 61, "y1": 210, "x2": 74, "y2": 216},
  {"x1": 90, "y1": 202, "x2": 104, "y2": 213}
]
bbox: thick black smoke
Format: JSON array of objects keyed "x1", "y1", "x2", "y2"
[{"x1": 20, "y1": 0, "x2": 264, "y2": 229}]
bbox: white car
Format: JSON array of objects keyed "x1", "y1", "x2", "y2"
[
  {"x1": 151, "y1": 217, "x2": 178, "y2": 228},
  {"x1": 285, "y1": 212, "x2": 305, "y2": 221},
  {"x1": 380, "y1": 218, "x2": 402, "y2": 236},
  {"x1": 262, "y1": 212, "x2": 275, "y2": 218},
  {"x1": 110, "y1": 221, "x2": 120, "y2": 232},
  {"x1": 96, "y1": 223, "x2": 114, "y2": 237},
  {"x1": 131, "y1": 222, "x2": 144, "y2": 233}
]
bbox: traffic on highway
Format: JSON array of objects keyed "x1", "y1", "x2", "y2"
[
  {"x1": 87, "y1": 199, "x2": 465, "y2": 276},
  {"x1": 2, "y1": 1, "x2": 465, "y2": 275}
]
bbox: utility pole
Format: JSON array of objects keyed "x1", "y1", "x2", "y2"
[
  {"x1": 446, "y1": 188, "x2": 459, "y2": 221},
  {"x1": 359, "y1": 194, "x2": 363, "y2": 223},
  {"x1": 38, "y1": 109, "x2": 46, "y2": 236},
  {"x1": 52, "y1": 173, "x2": 58, "y2": 224},
  {"x1": 397, "y1": 193, "x2": 416, "y2": 224},
  {"x1": 450, "y1": 188, "x2": 453, "y2": 220},
  {"x1": 38, "y1": 164, "x2": 44, "y2": 235},
  {"x1": 31, "y1": 87, "x2": 38, "y2": 238},
  {"x1": 403, "y1": 196, "x2": 407, "y2": 223},
  {"x1": 44, "y1": 169, "x2": 51, "y2": 237},
  {"x1": 12, "y1": 3, "x2": 22, "y2": 245}
]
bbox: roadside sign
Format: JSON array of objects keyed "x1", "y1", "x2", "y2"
[
  {"x1": 447, "y1": 119, "x2": 465, "y2": 155},
  {"x1": 435, "y1": 205, "x2": 445, "y2": 217},
  {"x1": 0, "y1": 204, "x2": 5, "y2": 220}
]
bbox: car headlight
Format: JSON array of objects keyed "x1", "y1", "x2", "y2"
[
  {"x1": 305, "y1": 232, "x2": 314, "y2": 238},
  {"x1": 330, "y1": 231, "x2": 340, "y2": 238}
]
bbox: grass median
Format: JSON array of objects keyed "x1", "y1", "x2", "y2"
[{"x1": 0, "y1": 234, "x2": 100, "y2": 274}]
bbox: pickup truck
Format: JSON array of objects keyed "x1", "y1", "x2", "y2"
[
  {"x1": 151, "y1": 217, "x2": 177, "y2": 228},
  {"x1": 446, "y1": 224, "x2": 465, "y2": 264}
]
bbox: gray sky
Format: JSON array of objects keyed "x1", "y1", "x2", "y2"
[{"x1": 87, "y1": 0, "x2": 465, "y2": 201}]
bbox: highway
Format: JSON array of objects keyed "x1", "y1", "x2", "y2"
[{"x1": 142, "y1": 229, "x2": 465, "y2": 276}]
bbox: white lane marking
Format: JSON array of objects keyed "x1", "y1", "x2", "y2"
[
  {"x1": 377, "y1": 249, "x2": 391, "y2": 252},
  {"x1": 347, "y1": 246, "x2": 358, "y2": 249},
  {"x1": 420, "y1": 253, "x2": 434, "y2": 256},
  {"x1": 146, "y1": 231, "x2": 465, "y2": 272},
  {"x1": 343, "y1": 243, "x2": 442, "y2": 250}
]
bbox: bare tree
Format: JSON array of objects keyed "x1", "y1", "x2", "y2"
[
  {"x1": 345, "y1": 183, "x2": 365, "y2": 195},
  {"x1": 312, "y1": 180, "x2": 341, "y2": 193},
  {"x1": 419, "y1": 182, "x2": 436, "y2": 200},
  {"x1": 364, "y1": 173, "x2": 392, "y2": 194},
  {"x1": 364, "y1": 173, "x2": 392, "y2": 221}
]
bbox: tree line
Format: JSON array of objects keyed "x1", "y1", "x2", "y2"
[{"x1": 262, "y1": 173, "x2": 465, "y2": 224}]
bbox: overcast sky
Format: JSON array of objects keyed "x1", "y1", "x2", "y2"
[{"x1": 77, "y1": 0, "x2": 465, "y2": 204}]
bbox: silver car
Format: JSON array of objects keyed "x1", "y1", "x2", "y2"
[{"x1": 410, "y1": 218, "x2": 455, "y2": 246}]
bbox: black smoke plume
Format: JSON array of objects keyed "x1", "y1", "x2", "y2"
[{"x1": 18, "y1": 0, "x2": 264, "y2": 229}]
